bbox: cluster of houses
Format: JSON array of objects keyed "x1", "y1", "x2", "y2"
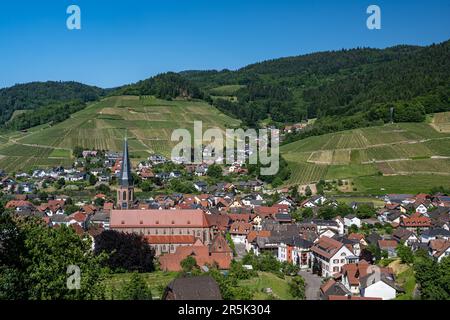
[{"x1": 2, "y1": 140, "x2": 450, "y2": 301}]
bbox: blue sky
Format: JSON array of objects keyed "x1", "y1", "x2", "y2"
[{"x1": 0, "y1": 0, "x2": 449, "y2": 88}]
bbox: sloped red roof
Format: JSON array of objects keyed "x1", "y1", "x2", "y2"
[
  {"x1": 111, "y1": 209, "x2": 209, "y2": 228},
  {"x1": 311, "y1": 236, "x2": 344, "y2": 259},
  {"x1": 145, "y1": 235, "x2": 196, "y2": 244}
]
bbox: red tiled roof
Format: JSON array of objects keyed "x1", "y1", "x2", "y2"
[
  {"x1": 5, "y1": 200, "x2": 32, "y2": 208},
  {"x1": 145, "y1": 235, "x2": 196, "y2": 244},
  {"x1": 159, "y1": 241, "x2": 232, "y2": 271},
  {"x1": 378, "y1": 240, "x2": 398, "y2": 249},
  {"x1": 348, "y1": 233, "x2": 364, "y2": 241},
  {"x1": 311, "y1": 236, "x2": 344, "y2": 259},
  {"x1": 110, "y1": 209, "x2": 209, "y2": 228},
  {"x1": 229, "y1": 221, "x2": 252, "y2": 235},
  {"x1": 247, "y1": 230, "x2": 271, "y2": 243},
  {"x1": 400, "y1": 216, "x2": 431, "y2": 227}
]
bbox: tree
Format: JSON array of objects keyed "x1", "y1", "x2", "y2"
[
  {"x1": 288, "y1": 275, "x2": 306, "y2": 299},
  {"x1": 305, "y1": 185, "x2": 312, "y2": 197},
  {"x1": 180, "y1": 256, "x2": 197, "y2": 273},
  {"x1": 301, "y1": 207, "x2": 314, "y2": 219},
  {"x1": 0, "y1": 215, "x2": 108, "y2": 299},
  {"x1": 207, "y1": 164, "x2": 223, "y2": 179},
  {"x1": 414, "y1": 255, "x2": 450, "y2": 300},
  {"x1": 355, "y1": 204, "x2": 376, "y2": 219},
  {"x1": 73, "y1": 146, "x2": 84, "y2": 158},
  {"x1": 397, "y1": 243, "x2": 414, "y2": 264},
  {"x1": 94, "y1": 230, "x2": 155, "y2": 272},
  {"x1": 89, "y1": 174, "x2": 97, "y2": 186},
  {"x1": 118, "y1": 272, "x2": 152, "y2": 300},
  {"x1": 139, "y1": 180, "x2": 153, "y2": 192}
]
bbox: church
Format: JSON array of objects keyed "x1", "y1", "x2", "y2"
[{"x1": 110, "y1": 138, "x2": 212, "y2": 256}]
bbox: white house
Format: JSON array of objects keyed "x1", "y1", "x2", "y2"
[
  {"x1": 310, "y1": 236, "x2": 358, "y2": 278},
  {"x1": 359, "y1": 273, "x2": 400, "y2": 300},
  {"x1": 344, "y1": 215, "x2": 361, "y2": 228}
]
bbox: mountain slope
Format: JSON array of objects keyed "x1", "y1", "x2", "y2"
[
  {"x1": 0, "y1": 95, "x2": 240, "y2": 172},
  {"x1": 181, "y1": 40, "x2": 450, "y2": 128},
  {"x1": 280, "y1": 112, "x2": 450, "y2": 194},
  {"x1": 0, "y1": 81, "x2": 105, "y2": 125}
]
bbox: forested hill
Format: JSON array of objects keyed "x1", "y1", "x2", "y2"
[
  {"x1": 180, "y1": 40, "x2": 450, "y2": 129},
  {"x1": 113, "y1": 72, "x2": 203, "y2": 100},
  {"x1": 0, "y1": 81, "x2": 105, "y2": 125}
]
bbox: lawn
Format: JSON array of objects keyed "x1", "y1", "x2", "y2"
[
  {"x1": 103, "y1": 271, "x2": 179, "y2": 300},
  {"x1": 394, "y1": 267, "x2": 417, "y2": 300},
  {"x1": 239, "y1": 272, "x2": 294, "y2": 300}
]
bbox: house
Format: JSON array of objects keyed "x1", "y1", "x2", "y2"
[
  {"x1": 400, "y1": 214, "x2": 431, "y2": 231},
  {"x1": 193, "y1": 181, "x2": 208, "y2": 192},
  {"x1": 392, "y1": 228, "x2": 419, "y2": 246},
  {"x1": 359, "y1": 272, "x2": 403, "y2": 300},
  {"x1": 159, "y1": 234, "x2": 232, "y2": 272},
  {"x1": 310, "y1": 236, "x2": 358, "y2": 278},
  {"x1": 421, "y1": 228, "x2": 450, "y2": 243},
  {"x1": 162, "y1": 275, "x2": 222, "y2": 300},
  {"x1": 277, "y1": 236, "x2": 313, "y2": 269},
  {"x1": 229, "y1": 221, "x2": 253, "y2": 244},
  {"x1": 428, "y1": 239, "x2": 450, "y2": 262},
  {"x1": 245, "y1": 230, "x2": 271, "y2": 253},
  {"x1": 341, "y1": 261, "x2": 394, "y2": 295},
  {"x1": 344, "y1": 214, "x2": 361, "y2": 228},
  {"x1": 378, "y1": 240, "x2": 398, "y2": 257},
  {"x1": 320, "y1": 279, "x2": 351, "y2": 300}
]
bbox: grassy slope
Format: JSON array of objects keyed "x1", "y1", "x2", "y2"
[
  {"x1": 281, "y1": 113, "x2": 450, "y2": 194},
  {"x1": 239, "y1": 272, "x2": 294, "y2": 300},
  {"x1": 104, "y1": 271, "x2": 294, "y2": 300},
  {"x1": 0, "y1": 96, "x2": 241, "y2": 172}
]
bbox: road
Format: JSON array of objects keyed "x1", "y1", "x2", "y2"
[{"x1": 299, "y1": 270, "x2": 322, "y2": 300}]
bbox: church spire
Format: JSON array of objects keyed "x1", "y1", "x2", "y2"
[
  {"x1": 119, "y1": 135, "x2": 133, "y2": 187},
  {"x1": 117, "y1": 134, "x2": 134, "y2": 209}
]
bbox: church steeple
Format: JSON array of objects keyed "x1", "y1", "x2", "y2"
[
  {"x1": 117, "y1": 135, "x2": 134, "y2": 209},
  {"x1": 119, "y1": 136, "x2": 133, "y2": 187}
]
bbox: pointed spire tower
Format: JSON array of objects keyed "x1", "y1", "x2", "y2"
[{"x1": 117, "y1": 134, "x2": 134, "y2": 209}]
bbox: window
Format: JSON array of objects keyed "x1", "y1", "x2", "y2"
[{"x1": 123, "y1": 191, "x2": 126, "y2": 201}]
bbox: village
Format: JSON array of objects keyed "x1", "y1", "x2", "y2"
[{"x1": 1, "y1": 137, "x2": 449, "y2": 300}]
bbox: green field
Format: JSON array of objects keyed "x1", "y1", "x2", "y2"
[
  {"x1": 281, "y1": 112, "x2": 450, "y2": 193},
  {"x1": 0, "y1": 96, "x2": 241, "y2": 171},
  {"x1": 239, "y1": 272, "x2": 294, "y2": 300},
  {"x1": 104, "y1": 271, "x2": 178, "y2": 300},
  {"x1": 103, "y1": 271, "x2": 294, "y2": 300}
]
